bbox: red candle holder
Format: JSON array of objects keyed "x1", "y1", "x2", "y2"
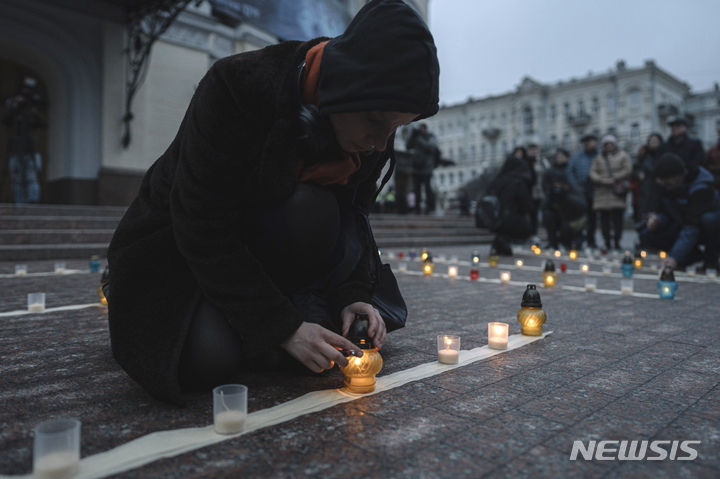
[
  {"x1": 560, "y1": 263, "x2": 567, "y2": 273},
  {"x1": 470, "y1": 269, "x2": 479, "y2": 280},
  {"x1": 397, "y1": 252, "x2": 404, "y2": 259}
]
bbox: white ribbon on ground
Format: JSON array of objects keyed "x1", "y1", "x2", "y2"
[
  {"x1": 0, "y1": 303, "x2": 104, "y2": 318},
  {"x1": 1, "y1": 332, "x2": 551, "y2": 479}
]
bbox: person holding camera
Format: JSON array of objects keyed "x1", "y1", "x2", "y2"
[
  {"x1": 1, "y1": 76, "x2": 46, "y2": 204},
  {"x1": 405, "y1": 123, "x2": 437, "y2": 214},
  {"x1": 105, "y1": 0, "x2": 439, "y2": 405},
  {"x1": 541, "y1": 149, "x2": 587, "y2": 250}
]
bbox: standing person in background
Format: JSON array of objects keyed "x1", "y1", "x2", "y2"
[
  {"x1": 486, "y1": 155, "x2": 534, "y2": 255},
  {"x1": 633, "y1": 133, "x2": 664, "y2": 222},
  {"x1": 406, "y1": 123, "x2": 437, "y2": 214},
  {"x1": 542, "y1": 149, "x2": 587, "y2": 250},
  {"x1": 706, "y1": 125, "x2": 720, "y2": 194},
  {"x1": 1, "y1": 76, "x2": 46, "y2": 204},
  {"x1": 659, "y1": 115, "x2": 705, "y2": 169},
  {"x1": 526, "y1": 143, "x2": 551, "y2": 242},
  {"x1": 589, "y1": 135, "x2": 632, "y2": 251},
  {"x1": 568, "y1": 134, "x2": 600, "y2": 248}
]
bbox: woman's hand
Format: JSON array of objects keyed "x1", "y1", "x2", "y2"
[
  {"x1": 281, "y1": 322, "x2": 361, "y2": 373},
  {"x1": 340, "y1": 302, "x2": 387, "y2": 349}
]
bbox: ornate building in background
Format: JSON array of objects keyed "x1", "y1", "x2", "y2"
[{"x1": 421, "y1": 60, "x2": 720, "y2": 201}]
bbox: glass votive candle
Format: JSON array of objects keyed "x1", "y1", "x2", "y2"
[
  {"x1": 500, "y1": 271, "x2": 511, "y2": 284},
  {"x1": 397, "y1": 252, "x2": 404, "y2": 259},
  {"x1": 33, "y1": 418, "x2": 81, "y2": 479},
  {"x1": 54, "y1": 262, "x2": 66, "y2": 274},
  {"x1": 397, "y1": 261, "x2": 408, "y2": 273},
  {"x1": 621, "y1": 279, "x2": 634, "y2": 295},
  {"x1": 471, "y1": 252, "x2": 480, "y2": 265},
  {"x1": 554, "y1": 250, "x2": 562, "y2": 258},
  {"x1": 488, "y1": 322, "x2": 509, "y2": 350},
  {"x1": 534, "y1": 247, "x2": 542, "y2": 255},
  {"x1": 569, "y1": 250, "x2": 578, "y2": 260},
  {"x1": 448, "y1": 265, "x2": 458, "y2": 278},
  {"x1": 581, "y1": 263, "x2": 589, "y2": 274},
  {"x1": 470, "y1": 269, "x2": 479, "y2": 280},
  {"x1": 659, "y1": 251, "x2": 667, "y2": 259},
  {"x1": 450, "y1": 255, "x2": 459, "y2": 264},
  {"x1": 213, "y1": 384, "x2": 247, "y2": 435},
  {"x1": 436, "y1": 254, "x2": 446, "y2": 263},
  {"x1": 386, "y1": 252, "x2": 395, "y2": 260},
  {"x1": 686, "y1": 265, "x2": 696, "y2": 276},
  {"x1": 437, "y1": 335, "x2": 460, "y2": 364},
  {"x1": 28, "y1": 293, "x2": 46, "y2": 312},
  {"x1": 585, "y1": 277, "x2": 597, "y2": 292},
  {"x1": 89, "y1": 256, "x2": 101, "y2": 273},
  {"x1": 423, "y1": 262, "x2": 435, "y2": 276},
  {"x1": 602, "y1": 264, "x2": 612, "y2": 276},
  {"x1": 15, "y1": 264, "x2": 28, "y2": 276},
  {"x1": 707, "y1": 269, "x2": 718, "y2": 279},
  {"x1": 516, "y1": 260, "x2": 523, "y2": 269}
]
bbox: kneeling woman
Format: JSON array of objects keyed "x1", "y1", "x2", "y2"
[{"x1": 105, "y1": 0, "x2": 440, "y2": 405}]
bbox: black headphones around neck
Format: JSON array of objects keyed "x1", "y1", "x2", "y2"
[{"x1": 294, "y1": 61, "x2": 331, "y2": 157}]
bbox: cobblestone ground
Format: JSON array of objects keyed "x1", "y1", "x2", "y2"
[{"x1": 0, "y1": 242, "x2": 719, "y2": 478}]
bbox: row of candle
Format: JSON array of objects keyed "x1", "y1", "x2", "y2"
[
  {"x1": 29, "y1": 385, "x2": 249, "y2": 477},
  {"x1": 437, "y1": 323, "x2": 510, "y2": 364},
  {"x1": 11, "y1": 257, "x2": 103, "y2": 276}
]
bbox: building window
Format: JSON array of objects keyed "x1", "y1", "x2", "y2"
[
  {"x1": 471, "y1": 169, "x2": 477, "y2": 178},
  {"x1": 438, "y1": 123, "x2": 444, "y2": 136},
  {"x1": 592, "y1": 97, "x2": 600, "y2": 114},
  {"x1": 630, "y1": 123, "x2": 640, "y2": 143},
  {"x1": 449, "y1": 172, "x2": 455, "y2": 185},
  {"x1": 522, "y1": 106, "x2": 534, "y2": 135},
  {"x1": 490, "y1": 143, "x2": 497, "y2": 160},
  {"x1": 607, "y1": 126, "x2": 616, "y2": 137},
  {"x1": 550, "y1": 135, "x2": 557, "y2": 150},
  {"x1": 481, "y1": 143, "x2": 487, "y2": 161},
  {"x1": 577, "y1": 100, "x2": 585, "y2": 116},
  {"x1": 458, "y1": 147, "x2": 465, "y2": 162},
  {"x1": 502, "y1": 141, "x2": 508, "y2": 156},
  {"x1": 439, "y1": 173, "x2": 445, "y2": 185},
  {"x1": 607, "y1": 95, "x2": 616, "y2": 112},
  {"x1": 564, "y1": 103, "x2": 571, "y2": 120},
  {"x1": 501, "y1": 112, "x2": 507, "y2": 126},
  {"x1": 629, "y1": 88, "x2": 641, "y2": 109},
  {"x1": 458, "y1": 171, "x2": 464, "y2": 184},
  {"x1": 550, "y1": 105, "x2": 557, "y2": 122},
  {"x1": 562, "y1": 132, "x2": 571, "y2": 150},
  {"x1": 470, "y1": 145, "x2": 477, "y2": 160},
  {"x1": 448, "y1": 147, "x2": 454, "y2": 160}
]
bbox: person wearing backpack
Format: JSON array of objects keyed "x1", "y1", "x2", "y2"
[
  {"x1": 542, "y1": 149, "x2": 587, "y2": 249},
  {"x1": 484, "y1": 155, "x2": 534, "y2": 255}
]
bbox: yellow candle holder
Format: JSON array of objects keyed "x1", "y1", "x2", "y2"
[
  {"x1": 569, "y1": 250, "x2": 578, "y2": 261},
  {"x1": 659, "y1": 251, "x2": 667, "y2": 259},
  {"x1": 423, "y1": 261, "x2": 435, "y2": 276},
  {"x1": 488, "y1": 250, "x2": 499, "y2": 267},
  {"x1": 534, "y1": 247, "x2": 541, "y2": 255},
  {"x1": 340, "y1": 314, "x2": 383, "y2": 394},
  {"x1": 421, "y1": 249, "x2": 429, "y2": 261},
  {"x1": 542, "y1": 271, "x2": 557, "y2": 288},
  {"x1": 517, "y1": 284, "x2": 547, "y2": 336}
]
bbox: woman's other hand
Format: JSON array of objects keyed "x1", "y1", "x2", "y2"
[
  {"x1": 340, "y1": 302, "x2": 386, "y2": 349},
  {"x1": 281, "y1": 322, "x2": 361, "y2": 373}
]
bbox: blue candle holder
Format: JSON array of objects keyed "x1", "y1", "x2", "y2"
[
  {"x1": 621, "y1": 252, "x2": 634, "y2": 277},
  {"x1": 657, "y1": 266, "x2": 677, "y2": 299},
  {"x1": 89, "y1": 255, "x2": 101, "y2": 273}
]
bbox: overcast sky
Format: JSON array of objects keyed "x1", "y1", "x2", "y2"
[{"x1": 428, "y1": 0, "x2": 720, "y2": 106}]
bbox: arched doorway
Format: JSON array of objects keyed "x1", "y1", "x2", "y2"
[{"x1": 0, "y1": 60, "x2": 49, "y2": 203}]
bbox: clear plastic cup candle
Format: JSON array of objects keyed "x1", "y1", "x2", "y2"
[
  {"x1": 602, "y1": 264, "x2": 612, "y2": 276},
  {"x1": 448, "y1": 265, "x2": 458, "y2": 277},
  {"x1": 585, "y1": 277, "x2": 597, "y2": 292},
  {"x1": 397, "y1": 262, "x2": 408, "y2": 273},
  {"x1": 386, "y1": 252, "x2": 395, "y2": 260},
  {"x1": 488, "y1": 322, "x2": 509, "y2": 350},
  {"x1": 15, "y1": 264, "x2": 28, "y2": 276},
  {"x1": 686, "y1": 265, "x2": 696, "y2": 276},
  {"x1": 450, "y1": 255, "x2": 459, "y2": 264},
  {"x1": 581, "y1": 263, "x2": 589, "y2": 274},
  {"x1": 28, "y1": 293, "x2": 46, "y2": 312},
  {"x1": 437, "y1": 335, "x2": 460, "y2": 364},
  {"x1": 554, "y1": 250, "x2": 562, "y2": 258},
  {"x1": 500, "y1": 271, "x2": 511, "y2": 284},
  {"x1": 213, "y1": 384, "x2": 247, "y2": 435},
  {"x1": 707, "y1": 269, "x2": 718, "y2": 279},
  {"x1": 621, "y1": 279, "x2": 634, "y2": 294},
  {"x1": 516, "y1": 260, "x2": 523, "y2": 269},
  {"x1": 33, "y1": 418, "x2": 81, "y2": 479},
  {"x1": 54, "y1": 263, "x2": 66, "y2": 274}
]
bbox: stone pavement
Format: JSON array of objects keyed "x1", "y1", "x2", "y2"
[{"x1": 0, "y1": 240, "x2": 719, "y2": 478}]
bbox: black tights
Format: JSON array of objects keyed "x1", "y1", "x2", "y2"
[
  {"x1": 599, "y1": 209, "x2": 624, "y2": 249},
  {"x1": 177, "y1": 183, "x2": 341, "y2": 391}
]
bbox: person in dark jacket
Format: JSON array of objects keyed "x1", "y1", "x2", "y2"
[
  {"x1": 658, "y1": 115, "x2": 705, "y2": 169},
  {"x1": 487, "y1": 155, "x2": 534, "y2": 255},
  {"x1": 106, "y1": 0, "x2": 439, "y2": 405},
  {"x1": 633, "y1": 132, "x2": 663, "y2": 222},
  {"x1": 568, "y1": 134, "x2": 600, "y2": 247},
  {"x1": 639, "y1": 153, "x2": 720, "y2": 271},
  {"x1": 541, "y1": 149, "x2": 587, "y2": 250},
  {"x1": 406, "y1": 123, "x2": 437, "y2": 214}
]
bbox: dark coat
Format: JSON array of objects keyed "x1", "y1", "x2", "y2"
[
  {"x1": 489, "y1": 157, "x2": 534, "y2": 238},
  {"x1": 658, "y1": 134, "x2": 705, "y2": 169},
  {"x1": 541, "y1": 165, "x2": 586, "y2": 221},
  {"x1": 107, "y1": 39, "x2": 390, "y2": 405}
]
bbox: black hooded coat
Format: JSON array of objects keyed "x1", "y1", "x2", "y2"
[
  {"x1": 106, "y1": 0, "x2": 439, "y2": 405},
  {"x1": 488, "y1": 156, "x2": 534, "y2": 238}
]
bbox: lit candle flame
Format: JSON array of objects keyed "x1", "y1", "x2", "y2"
[
  {"x1": 554, "y1": 250, "x2": 561, "y2": 257},
  {"x1": 641, "y1": 251, "x2": 647, "y2": 258},
  {"x1": 659, "y1": 251, "x2": 667, "y2": 259},
  {"x1": 516, "y1": 260, "x2": 523, "y2": 267},
  {"x1": 582, "y1": 264, "x2": 589, "y2": 272}
]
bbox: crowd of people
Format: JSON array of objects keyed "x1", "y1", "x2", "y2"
[{"x1": 478, "y1": 115, "x2": 720, "y2": 272}]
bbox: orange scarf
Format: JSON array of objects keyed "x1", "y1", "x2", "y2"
[{"x1": 296, "y1": 41, "x2": 361, "y2": 185}]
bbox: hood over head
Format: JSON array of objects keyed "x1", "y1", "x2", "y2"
[{"x1": 318, "y1": 0, "x2": 440, "y2": 121}]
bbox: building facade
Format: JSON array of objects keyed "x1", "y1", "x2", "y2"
[
  {"x1": 421, "y1": 60, "x2": 720, "y2": 201},
  {"x1": 0, "y1": 0, "x2": 429, "y2": 205}
]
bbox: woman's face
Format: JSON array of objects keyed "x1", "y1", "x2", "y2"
[
  {"x1": 329, "y1": 111, "x2": 419, "y2": 153},
  {"x1": 648, "y1": 136, "x2": 661, "y2": 150},
  {"x1": 603, "y1": 141, "x2": 616, "y2": 154}
]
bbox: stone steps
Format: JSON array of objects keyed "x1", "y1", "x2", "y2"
[{"x1": 0, "y1": 203, "x2": 493, "y2": 260}]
